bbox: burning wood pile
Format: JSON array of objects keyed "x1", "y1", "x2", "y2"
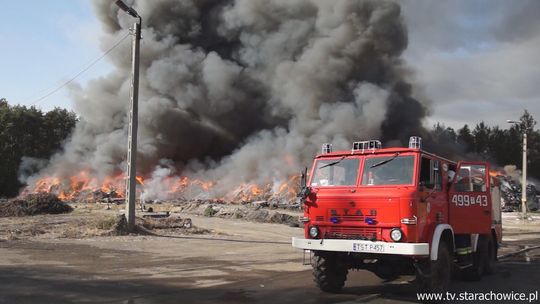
[
  {"x1": 23, "y1": 171, "x2": 127, "y2": 203},
  {"x1": 22, "y1": 171, "x2": 301, "y2": 206}
]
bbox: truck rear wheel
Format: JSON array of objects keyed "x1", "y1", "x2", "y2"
[
  {"x1": 417, "y1": 241, "x2": 452, "y2": 294},
  {"x1": 463, "y1": 237, "x2": 486, "y2": 281},
  {"x1": 484, "y1": 235, "x2": 497, "y2": 274},
  {"x1": 463, "y1": 234, "x2": 498, "y2": 280},
  {"x1": 312, "y1": 251, "x2": 348, "y2": 293}
]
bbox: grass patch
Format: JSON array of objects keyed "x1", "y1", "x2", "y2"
[
  {"x1": 94, "y1": 216, "x2": 118, "y2": 230},
  {"x1": 203, "y1": 206, "x2": 217, "y2": 217}
]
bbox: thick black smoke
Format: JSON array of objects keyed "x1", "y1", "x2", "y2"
[{"x1": 27, "y1": 0, "x2": 429, "y2": 199}]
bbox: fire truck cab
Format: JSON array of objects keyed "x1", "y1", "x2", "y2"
[{"x1": 292, "y1": 136, "x2": 502, "y2": 293}]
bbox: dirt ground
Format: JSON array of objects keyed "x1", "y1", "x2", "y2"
[{"x1": 1, "y1": 204, "x2": 540, "y2": 303}]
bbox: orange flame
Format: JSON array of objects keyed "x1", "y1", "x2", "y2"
[
  {"x1": 27, "y1": 170, "x2": 300, "y2": 203},
  {"x1": 29, "y1": 170, "x2": 127, "y2": 200},
  {"x1": 489, "y1": 170, "x2": 503, "y2": 178}
]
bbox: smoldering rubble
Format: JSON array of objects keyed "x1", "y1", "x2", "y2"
[{"x1": 24, "y1": 0, "x2": 429, "y2": 200}]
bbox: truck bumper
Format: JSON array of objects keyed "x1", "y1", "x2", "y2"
[{"x1": 292, "y1": 237, "x2": 430, "y2": 256}]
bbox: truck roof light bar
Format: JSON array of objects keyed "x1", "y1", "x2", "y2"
[
  {"x1": 409, "y1": 136, "x2": 422, "y2": 149},
  {"x1": 352, "y1": 140, "x2": 382, "y2": 153},
  {"x1": 322, "y1": 143, "x2": 332, "y2": 154}
]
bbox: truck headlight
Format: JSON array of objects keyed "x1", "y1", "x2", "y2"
[
  {"x1": 309, "y1": 226, "x2": 319, "y2": 238},
  {"x1": 390, "y1": 228, "x2": 402, "y2": 242}
]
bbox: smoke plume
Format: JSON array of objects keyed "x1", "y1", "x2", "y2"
[{"x1": 26, "y1": 0, "x2": 429, "y2": 199}]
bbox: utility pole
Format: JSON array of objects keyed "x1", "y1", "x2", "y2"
[
  {"x1": 521, "y1": 132, "x2": 527, "y2": 219},
  {"x1": 116, "y1": 0, "x2": 142, "y2": 231},
  {"x1": 507, "y1": 119, "x2": 528, "y2": 220}
]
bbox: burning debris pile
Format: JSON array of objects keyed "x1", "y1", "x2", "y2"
[
  {"x1": 21, "y1": 0, "x2": 428, "y2": 202},
  {"x1": 26, "y1": 172, "x2": 300, "y2": 204},
  {"x1": 0, "y1": 193, "x2": 73, "y2": 217},
  {"x1": 24, "y1": 171, "x2": 126, "y2": 202}
]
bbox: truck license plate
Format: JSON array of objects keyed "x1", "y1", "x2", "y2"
[{"x1": 352, "y1": 243, "x2": 385, "y2": 253}]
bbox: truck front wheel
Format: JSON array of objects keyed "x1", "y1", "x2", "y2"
[
  {"x1": 374, "y1": 262, "x2": 399, "y2": 281},
  {"x1": 417, "y1": 241, "x2": 452, "y2": 294},
  {"x1": 312, "y1": 251, "x2": 348, "y2": 293}
]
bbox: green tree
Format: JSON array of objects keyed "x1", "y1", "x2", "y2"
[
  {"x1": 42, "y1": 108, "x2": 77, "y2": 153},
  {"x1": 457, "y1": 124, "x2": 474, "y2": 153},
  {"x1": 0, "y1": 99, "x2": 77, "y2": 198},
  {"x1": 472, "y1": 122, "x2": 491, "y2": 155},
  {"x1": 509, "y1": 110, "x2": 538, "y2": 172},
  {"x1": 428, "y1": 109, "x2": 539, "y2": 181},
  {"x1": 489, "y1": 126, "x2": 512, "y2": 165},
  {"x1": 518, "y1": 110, "x2": 540, "y2": 179},
  {"x1": 519, "y1": 109, "x2": 537, "y2": 135},
  {"x1": 432, "y1": 123, "x2": 457, "y2": 144}
]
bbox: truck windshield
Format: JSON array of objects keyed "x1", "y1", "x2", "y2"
[
  {"x1": 361, "y1": 155, "x2": 414, "y2": 186},
  {"x1": 311, "y1": 158, "x2": 359, "y2": 186}
]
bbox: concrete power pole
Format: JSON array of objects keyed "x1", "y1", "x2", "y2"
[
  {"x1": 508, "y1": 119, "x2": 529, "y2": 220},
  {"x1": 116, "y1": 0, "x2": 142, "y2": 231},
  {"x1": 521, "y1": 132, "x2": 528, "y2": 219}
]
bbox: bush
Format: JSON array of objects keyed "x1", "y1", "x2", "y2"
[{"x1": 203, "y1": 206, "x2": 217, "y2": 217}]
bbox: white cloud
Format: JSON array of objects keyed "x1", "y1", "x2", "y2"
[{"x1": 401, "y1": 0, "x2": 540, "y2": 129}]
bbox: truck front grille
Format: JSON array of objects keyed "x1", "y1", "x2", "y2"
[
  {"x1": 324, "y1": 227, "x2": 378, "y2": 240},
  {"x1": 335, "y1": 215, "x2": 365, "y2": 221}
]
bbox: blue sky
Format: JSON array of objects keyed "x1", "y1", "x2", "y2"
[
  {"x1": 0, "y1": 0, "x2": 112, "y2": 111},
  {"x1": 1, "y1": 0, "x2": 539, "y2": 129}
]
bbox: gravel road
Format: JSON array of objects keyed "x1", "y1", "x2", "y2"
[{"x1": 1, "y1": 211, "x2": 539, "y2": 303}]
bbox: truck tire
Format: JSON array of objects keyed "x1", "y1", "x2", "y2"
[
  {"x1": 417, "y1": 241, "x2": 452, "y2": 295},
  {"x1": 464, "y1": 234, "x2": 499, "y2": 280},
  {"x1": 374, "y1": 263, "x2": 399, "y2": 281},
  {"x1": 484, "y1": 235, "x2": 497, "y2": 275},
  {"x1": 311, "y1": 251, "x2": 348, "y2": 293},
  {"x1": 463, "y1": 236, "x2": 486, "y2": 281}
]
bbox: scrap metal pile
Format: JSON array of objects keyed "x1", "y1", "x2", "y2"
[{"x1": 500, "y1": 177, "x2": 539, "y2": 212}]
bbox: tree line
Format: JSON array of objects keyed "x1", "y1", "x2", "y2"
[
  {"x1": 0, "y1": 98, "x2": 77, "y2": 197},
  {"x1": 0, "y1": 96, "x2": 538, "y2": 198},
  {"x1": 425, "y1": 110, "x2": 539, "y2": 179}
]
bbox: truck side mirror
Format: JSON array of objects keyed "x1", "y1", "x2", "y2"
[
  {"x1": 300, "y1": 167, "x2": 307, "y2": 189},
  {"x1": 298, "y1": 167, "x2": 311, "y2": 199}
]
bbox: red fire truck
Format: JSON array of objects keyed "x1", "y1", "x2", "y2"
[{"x1": 292, "y1": 136, "x2": 502, "y2": 293}]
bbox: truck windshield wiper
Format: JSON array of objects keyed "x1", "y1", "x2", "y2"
[
  {"x1": 319, "y1": 156, "x2": 347, "y2": 169},
  {"x1": 370, "y1": 152, "x2": 399, "y2": 169}
]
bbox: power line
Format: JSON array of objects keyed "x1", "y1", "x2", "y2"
[{"x1": 30, "y1": 32, "x2": 131, "y2": 106}]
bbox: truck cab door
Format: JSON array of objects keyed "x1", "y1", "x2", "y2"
[{"x1": 448, "y1": 162, "x2": 491, "y2": 234}]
